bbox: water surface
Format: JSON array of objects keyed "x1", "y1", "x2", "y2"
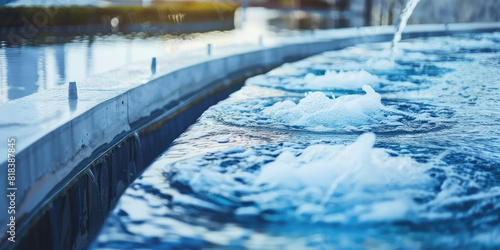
[{"x1": 94, "y1": 32, "x2": 500, "y2": 249}]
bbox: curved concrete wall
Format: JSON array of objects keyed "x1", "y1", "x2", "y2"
[{"x1": 0, "y1": 22, "x2": 498, "y2": 247}]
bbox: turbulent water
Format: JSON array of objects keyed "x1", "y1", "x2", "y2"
[
  {"x1": 390, "y1": 0, "x2": 422, "y2": 61},
  {"x1": 94, "y1": 33, "x2": 500, "y2": 249}
]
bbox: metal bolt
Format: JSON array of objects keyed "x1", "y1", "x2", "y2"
[
  {"x1": 151, "y1": 57, "x2": 156, "y2": 75},
  {"x1": 68, "y1": 81, "x2": 78, "y2": 99},
  {"x1": 207, "y1": 43, "x2": 212, "y2": 56}
]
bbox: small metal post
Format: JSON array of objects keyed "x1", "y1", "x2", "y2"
[
  {"x1": 241, "y1": 0, "x2": 248, "y2": 24},
  {"x1": 151, "y1": 57, "x2": 156, "y2": 75},
  {"x1": 444, "y1": 23, "x2": 449, "y2": 32},
  {"x1": 207, "y1": 43, "x2": 212, "y2": 56},
  {"x1": 365, "y1": 0, "x2": 373, "y2": 27},
  {"x1": 68, "y1": 81, "x2": 78, "y2": 99},
  {"x1": 258, "y1": 36, "x2": 263, "y2": 46}
]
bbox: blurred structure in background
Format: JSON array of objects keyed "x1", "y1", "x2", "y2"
[
  {"x1": 2, "y1": 0, "x2": 499, "y2": 27},
  {"x1": 238, "y1": 0, "x2": 354, "y2": 30},
  {"x1": 0, "y1": 0, "x2": 499, "y2": 103},
  {"x1": 367, "y1": 0, "x2": 500, "y2": 26}
]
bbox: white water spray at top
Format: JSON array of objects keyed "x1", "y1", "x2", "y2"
[{"x1": 390, "y1": 0, "x2": 422, "y2": 62}]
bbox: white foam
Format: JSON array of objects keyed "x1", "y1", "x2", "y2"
[
  {"x1": 249, "y1": 133, "x2": 429, "y2": 222},
  {"x1": 165, "y1": 132, "x2": 432, "y2": 224},
  {"x1": 399, "y1": 37, "x2": 499, "y2": 52},
  {"x1": 474, "y1": 32, "x2": 500, "y2": 40},
  {"x1": 267, "y1": 63, "x2": 308, "y2": 76},
  {"x1": 366, "y1": 58, "x2": 396, "y2": 70},
  {"x1": 263, "y1": 85, "x2": 385, "y2": 128},
  {"x1": 247, "y1": 69, "x2": 382, "y2": 91},
  {"x1": 304, "y1": 70, "x2": 381, "y2": 89},
  {"x1": 357, "y1": 200, "x2": 412, "y2": 222},
  {"x1": 255, "y1": 133, "x2": 424, "y2": 191}
]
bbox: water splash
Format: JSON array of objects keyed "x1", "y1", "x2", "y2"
[
  {"x1": 263, "y1": 85, "x2": 384, "y2": 128},
  {"x1": 304, "y1": 70, "x2": 381, "y2": 89},
  {"x1": 390, "y1": 0, "x2": 422, "y2": 62},
  {"x1": 208, "y1": 84, "x2": 454, "y2": 134}
]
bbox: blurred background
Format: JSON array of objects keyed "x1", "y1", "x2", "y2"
[{"x1": 0, "y1": 0, "x2": 498, "y2": 103}]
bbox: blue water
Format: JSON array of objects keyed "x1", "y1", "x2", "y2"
[{"x1": 94, "y1": 32, "x2": 500, "y2": 249}]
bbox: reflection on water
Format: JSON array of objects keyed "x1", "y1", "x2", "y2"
[
  {"x1": 0, "y1": 7, "x2": 361, "y2": 103},
  {"x1": 0, "y1": 36, "x2": 169, "y2": 103}
]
